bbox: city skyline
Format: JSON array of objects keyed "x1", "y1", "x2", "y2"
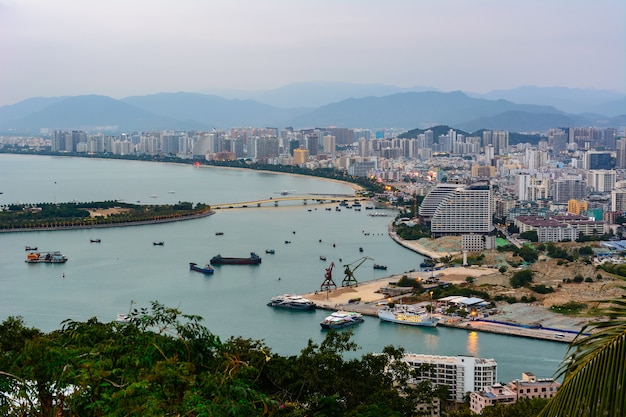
[{"x1": 1, "y1": 0, "x2": 624, "y2": 107}]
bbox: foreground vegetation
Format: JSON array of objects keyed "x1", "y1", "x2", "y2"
[{"x1": 0, "y1": 302, "x2": 447, "y2": 416}]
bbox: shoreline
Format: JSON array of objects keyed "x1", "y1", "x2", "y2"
[{"x1": 0, "y1": 210, "x2": 215, "y2": 233}]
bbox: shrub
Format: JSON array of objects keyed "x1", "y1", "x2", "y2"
[
  {"x1": 584, "y1": 277, "x2": 594, "y2": 283},
  {"x1": 531, "y1": 284, "x2": 555, "y2": 294},
  {"x1": 572, "y1": 274, "x2": 584, "y2": 283},
  {"x1": 510, "y1": 269, "x2": 534, "y2": 288},
  {"x1": 498, "y1": 266, "x2": 508, "y2": 273},
  {"x1": 550, "y1": 301, "x2": 587, "y2": 314}
]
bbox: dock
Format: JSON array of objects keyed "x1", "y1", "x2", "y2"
[{"x1": 301, "y1": 270, "x2": 580, "y2": 344}]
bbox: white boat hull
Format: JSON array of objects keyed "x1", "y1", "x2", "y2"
[{"x1": 377, "y1": 307, "x2": 439, "y2": 327}]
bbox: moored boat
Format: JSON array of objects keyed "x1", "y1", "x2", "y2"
[
  {"x1": 377, "y1": 305, "x2": 439, "y2": 327},
  {"x1": 25, "y1": 245, "x2": 37, "y2": 251},
  {"x1": 320, "y1": 311, "x2": 364, "y2": 329},
  {"x1": 373, "y1": 264, "x2": 387, "y2": 270},
  {"x1": 189, "y1": 262, "x2": 215, "y2": 274},
  {"x1": 267, "y1": 294, "x2": 316, "y2": 310},
  {"x1": 210, "y1": 252, "x2": 261, "y2": 265},
  {"x1": 90, "y1": 239, "x2": 101, "y2": 243},
  {"x1": 25, "y1": 251, "x2": 68, "y2": 264},
  {"x1": 153, "y1": 241, "x2": 164, "y2": 246}
]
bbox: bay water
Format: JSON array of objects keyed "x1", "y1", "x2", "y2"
[{"x1": 0, "y1": 154, "x2": 567, "y2": 383}]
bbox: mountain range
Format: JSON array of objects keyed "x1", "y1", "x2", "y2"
[{"x1": 0, "y1": 83, "x2": 624, "y2": 134}]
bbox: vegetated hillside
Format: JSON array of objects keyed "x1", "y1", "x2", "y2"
[{"x1": 471, "y1": 251, "x2": 625, "y2": 310}]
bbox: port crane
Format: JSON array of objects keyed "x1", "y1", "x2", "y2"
[
  {"x1": 342, "y1": 256, "x2": 373, "y2": 287},
  {"x1": 320, "y1": 262, "x2": 337, "y2": 292}
]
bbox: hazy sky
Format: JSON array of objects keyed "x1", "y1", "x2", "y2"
[{"x1": 1, "y1": 0, "x2": 624, "y2": 106}]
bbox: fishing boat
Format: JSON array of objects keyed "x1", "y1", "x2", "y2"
[
  {"x1": 90, "y1": 239, "x2": 101, "y2": 243},
  {"x1": 377, "y1": 304, "x2": 439, "y2": 327},
  {"x1": 267, "y1": 294, "x2": 316, "y2": 310},
  {"x1": 25, "y1": 245, "x2": 37, "y2": 251},
  {"x1": 25, "y1": 251, "x2": 68, "y2": 264},
  {"x1": 320, "y1": 256, "x2": 327, "y2": 261},
  {"x1": 210, "y1": 252, "x2": 261, "y2": 265},
  {"x1": 153, "y1": 241, "x2": 164, "y2": 246},
  {"x1": 320, "y1": 311, "x2": 364, "y2": 329},
  {"x1": 265, "y1": 249, "x2": 275, "y2": 254},
  {"x1": 373, "y1": 264, "x2": 387, "y2": 270},
  {"x1": 215, "y1": 232, "x2": 224, "y2": 236},
  {"x1": 189, "y1": 262, "x2": 215, "y2": 275}
]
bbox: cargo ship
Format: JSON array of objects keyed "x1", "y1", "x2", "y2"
[
  {"x1": 25, "y1": 251, "x2": 68, "y2": 263},
  {"x1": 210, "y1": 252, "x2": 261, "y2": 265}
]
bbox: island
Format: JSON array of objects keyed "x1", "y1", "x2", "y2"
[{"x1": 0, "y1": 201, "x2": 213, "y2": 232}]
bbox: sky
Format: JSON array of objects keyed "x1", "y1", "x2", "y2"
[{"x1": 0, "y1": 0, "x2": 624, "y2": 106}]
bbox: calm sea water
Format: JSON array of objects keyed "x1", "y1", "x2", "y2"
[{"x1": 0, "y1": 154, "x2": 567, "y2": 382}]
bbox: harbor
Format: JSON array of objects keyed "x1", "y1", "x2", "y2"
[{"x1": 302, "y1": 266, "x2": 581, "y2": 344}]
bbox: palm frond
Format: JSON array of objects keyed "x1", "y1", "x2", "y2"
[{"x1": 540, "y1": 296, "x2": 626, "y2": 417}]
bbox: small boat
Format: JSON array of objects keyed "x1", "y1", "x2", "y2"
[
  {"x1": 373, "y1": 264, "x2": 387, "y2": 270},
  {"x1": 189, "y1": 262, "x2": 215, "y2": 275},
  {"x1": 149, "y1": 194, "x2": 158, "y2": 198},
  {"x1": 25, "y1": 245, "x2": 37, "y2": 251},
  {"x1": 25, "y1": 251, "x2": 68, "y2": 264},
  {"x1": 215, "y1": 232, "x2": 224, "y2": 236},
  {"x1": 377, "y1": 305, "x2": 439, "y2": 327},
  {"x1": 320, "y1": 256, "x2": 327, "y2": 261},
  {"x1": 284, "y1": 240, "x2": 291, "y2": 244},
  {"x1": 267, "y1": 294, "x2": 316, "y2": 310},
  {"x1": 320, "y1": 311, "x2": 364, "y2": 329},
  {"x1": 265, "y1": 249, "x2": 275, "y2": 254},
  {"x1": 168, "y1": 190, "x2": 176, "y2": 194},
  {"x1": 153, "y1": 241, "x2": 164, "y2": 246},
  {"x1": 90, "y1": 239, "x2": 101, "y2": 243},
  {"x1": 359, "y1": 247, "x2": 364, "y2": 252},
  {"x1": 325, "y1": 207, "x2": 332, "y2": 211},
  {"x1": 352, "y1": 201, "x2": 362, "y2": 207},
  {"x1": 210, "y1": 252, "x2": 261, "y2": 265}
]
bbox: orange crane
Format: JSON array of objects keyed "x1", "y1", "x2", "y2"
[
  {"x1": 342, "y1": 256, "x2": 373, "y2": 287},
  {"x1": 320, "y1": 262, "x2": 336, "y2": 291}
]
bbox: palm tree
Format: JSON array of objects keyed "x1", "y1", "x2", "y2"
[{"x1": 539, "y1": 294, "x2": 626, "y2": 417}]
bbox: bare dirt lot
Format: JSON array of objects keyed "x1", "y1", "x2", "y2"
[{"x1": 85, "y1": 207, "x2": 131, "y2": 217}]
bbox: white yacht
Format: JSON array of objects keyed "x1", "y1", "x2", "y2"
[{"x1": 267, "y1": 294, "x2": 316, "y2": 310}]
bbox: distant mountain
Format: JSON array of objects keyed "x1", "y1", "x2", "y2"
[
  {"x1": 222, "y1": 81, "x2": 438, "y2": 108},
  {"x1": 0, "y1": 95, "x2": 179, "y2": 133},
  {"x1": 473, "y1": 86, "x2": 625, "y2": 115},
  {"x1": 0, "y1": 96, "x2": 67, "y2": 125},
  {"x1": 284, "y1": 91, "x2": 564, "y2": 129},
  {"x1": 121, "y1": 92, "x2": 304, "y2": 128},
  {"x1": 0, "y1": 89, "x2": 622, "y2": 134}
]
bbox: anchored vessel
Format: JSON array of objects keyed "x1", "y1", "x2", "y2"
[
  {"x1": 320, "y1": 311, "x2": 364, "y2": 329},
  {"x1": 189, "y1": 262, "x2": 215, "y2": 274},
  {"x1": 25, "y1": 251, "x2": 68, "y2": 263},
  {"x1": 377, "y1": 305, "x2": 439, "y2": 327},
  {"x1": 267, "y1": 294, "x2": 316, "y2": 310},
  {"x1": 210, "y1": 252, "x2": 261, "y2": 265}
]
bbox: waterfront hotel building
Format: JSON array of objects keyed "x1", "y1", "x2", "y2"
[{"x1": 429, "y1": 182, "x2": 493, "y2": 237}]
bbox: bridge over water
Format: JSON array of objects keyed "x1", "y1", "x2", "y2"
[{"x1": 210, "y1": 194, "x2": 362, "y2": 210}]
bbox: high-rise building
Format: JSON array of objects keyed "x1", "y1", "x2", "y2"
[
  {"x1": 293, "y1": 148, "x2": 309, "y2": 165},
  {"x1": 431, "y1": 182, "x2": 493, "y2": 237},
  {"x1": 553, "y1": 176, "x2": 586, "y2": 203},
  {"x1": 418, "y1": 183, "x2": 461, "y2": 221},
  {"x1": 584, "y1": 151, "x2": 613, "y2": 170},
  {"x1": 402, "y1": 354, "x2": 497, "y2": 402},
  {"x1": 616, "y1": 138, "x2": 626, "y2": 168},
  {"x1": 586, "y1": 170, "x2": 616, "y2": 193}
]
